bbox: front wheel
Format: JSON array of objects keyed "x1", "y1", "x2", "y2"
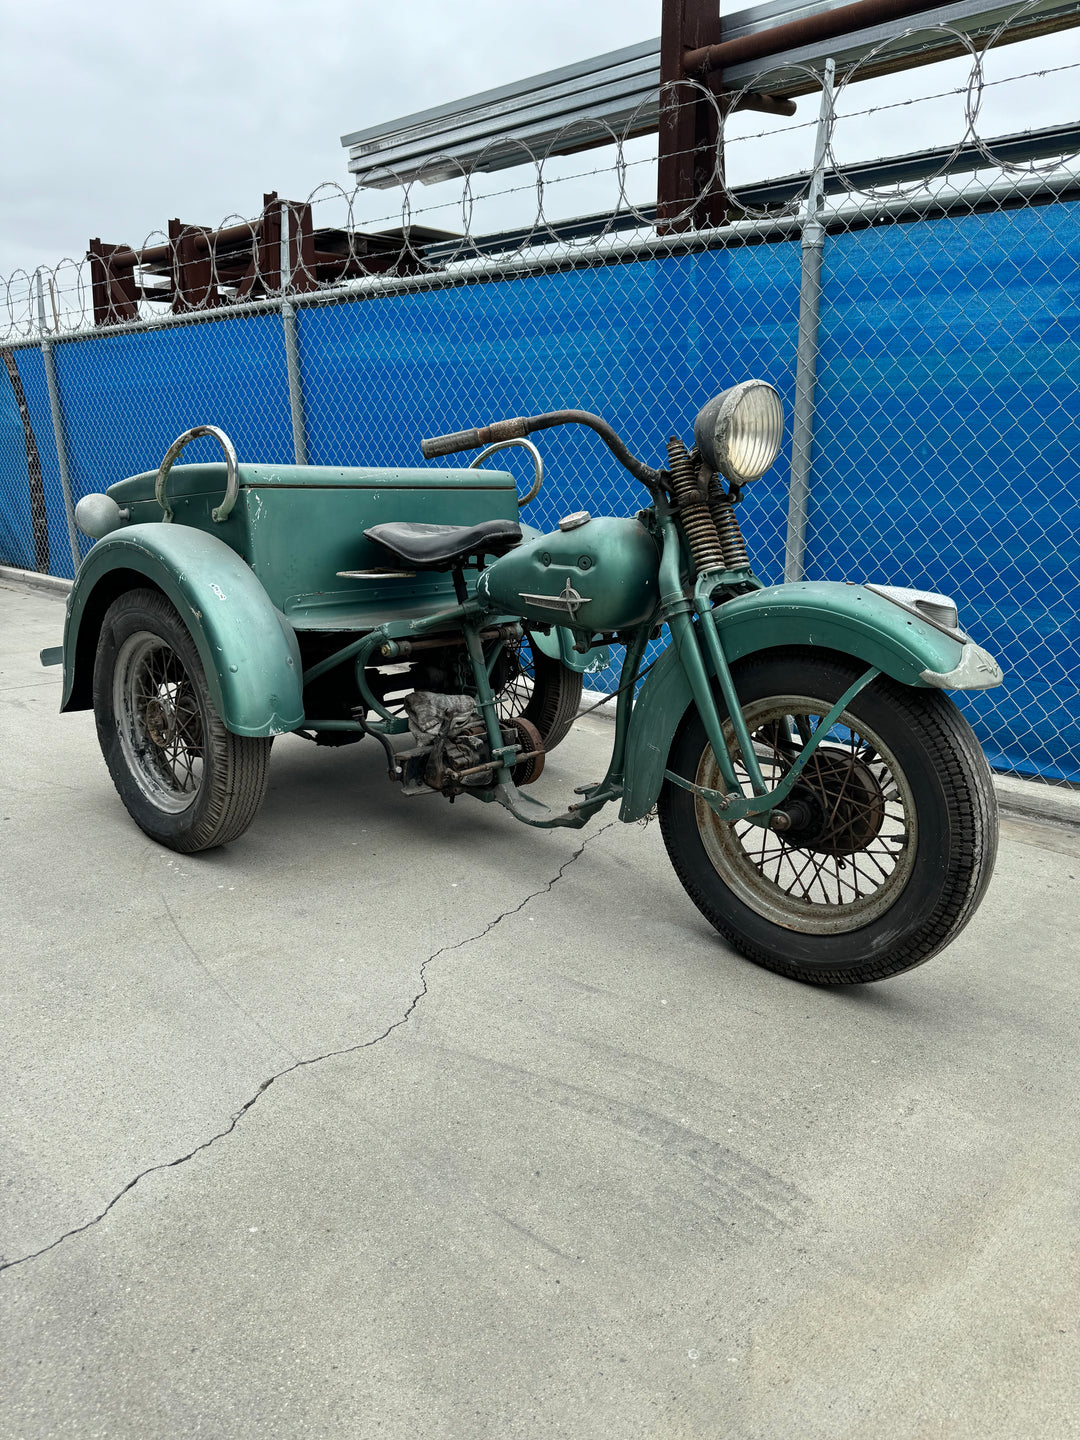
[
  {"x1": 658, "y1": 650, "x2": 998, "y2": 984},
  {"x1": 93, "y1": 588, "x2": 272, "y2": 853}
]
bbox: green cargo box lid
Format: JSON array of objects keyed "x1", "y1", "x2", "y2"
[{"x1": 108, "y1": 462, "x2": 517, "y2": 505}]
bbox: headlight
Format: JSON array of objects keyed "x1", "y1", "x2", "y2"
[{"x1": 694, "y1": 380, "x2": 784, "y2": 485}]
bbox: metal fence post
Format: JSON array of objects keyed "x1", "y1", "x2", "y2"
[
  {"x1": 279, "y1": 204, "x2": 309, "y2": 465},
  {"x1": 784, "y1": 58, "x2": 834, "y2": 584},
  {"x1": 36, "y1": 271, "x2": 81, "y2": 574},
  {"x1": 281, "y1": 300, "x2": 309, "y2": 466}
]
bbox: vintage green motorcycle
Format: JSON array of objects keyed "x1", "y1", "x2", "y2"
[{"x1": 52, "y1": 380, "x2": 1002, "y2": 984}]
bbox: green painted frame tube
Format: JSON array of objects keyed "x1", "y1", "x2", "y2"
[
  {"x1": 475, "y1": 619, "x2": 651, "y2": 830},
  {"x1": 663, "y1": 666, "x2": 881, "y2": 824},
  {"x1": 462, "y1": 617, "x2": 515, "y2": 769},
  {"x1": 300, "y1": 599, "x2": 474, "y2": 688},
  {"x1": 572, "y1": 617, "x2": 651, "y2": 813},
  {"x1": 693, "y1": 574, "x2": 767, "y2": 796},
  {"x1": 656, "y1": 514, "x2": 741, "y2": 794}
]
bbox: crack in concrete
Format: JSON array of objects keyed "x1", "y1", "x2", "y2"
[{"x1": 0, "y1": 823, "x2": 613, "y2": 1277}]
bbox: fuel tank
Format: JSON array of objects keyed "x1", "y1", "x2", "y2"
[{"x1": 477, "y1": 515, "x2": 660, "y2": 633}]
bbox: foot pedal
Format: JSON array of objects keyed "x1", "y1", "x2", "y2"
[
  {"x1": 396, "y1": 746, "x2": 436, "y2": 796},
  {"x1": 573, "y1": 781, "x2": 602, "y2": 795}
]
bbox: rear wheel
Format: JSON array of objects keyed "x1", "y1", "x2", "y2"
[
  {"x1": 658, "y1": 650, "x2": 998, "y2": 984},
  {"x1": 93, "y1": 588, "x2": 272, "y2": 852},
  {"x1": 492, "y1": 630, "x2": 582, "y2": 751}
]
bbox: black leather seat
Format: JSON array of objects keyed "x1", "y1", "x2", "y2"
[{"x1": 364, "y1": 520, "x2": 521, "y2": 570}]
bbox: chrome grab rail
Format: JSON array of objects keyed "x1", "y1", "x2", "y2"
[
  {"x1": 467, "y1": 437, "x2": 543, "y2": 506},
  {"x1": 155, "y1": 425, "x2": 239, "y2": 523}
]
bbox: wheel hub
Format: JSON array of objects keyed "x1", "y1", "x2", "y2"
[
  {"x1": 113, "y1": 630, "x2": 204, "y2": 815},
  {"x1": 143, "y1": 695, "x2": 175, "y2": 748},
  {"x1": 692, "y1": 691, "x2": 917, "y2": 936},
  {"x1": 783, "y1": 748, "x2": 885, "y2": 855}
]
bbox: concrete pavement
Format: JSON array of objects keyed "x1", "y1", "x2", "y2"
[{"x1": 2, "y1": 578, "x2": 1078, "y2": 1439}]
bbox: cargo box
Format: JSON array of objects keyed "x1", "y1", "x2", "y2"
[{"x1": 108, "y1": 462, "x2": 519, "y2": 631}]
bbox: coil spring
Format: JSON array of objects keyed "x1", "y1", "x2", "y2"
[
  {"x1": 666, "y1": 437, "x2": 725, "y2": 575},
  {"x1": 708, "y1": 476, "x2": 750, "y2": 569}
]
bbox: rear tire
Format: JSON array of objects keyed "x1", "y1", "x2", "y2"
[
  {"x1": 93, "y1": 588, "x2": 272, "y2": 853},
  {"x1": 658, "y1": 650, "x2": 998, "y2": 984},
  {"x1": 493, "y1": 629, "x2": 582, "y2": 751}
]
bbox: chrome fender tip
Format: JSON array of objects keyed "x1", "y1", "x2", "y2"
[{"x1": 920, "y1": 643, "x2": 1004, "y2": 691}]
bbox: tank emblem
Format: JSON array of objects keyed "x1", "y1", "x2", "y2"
[{"x1": 519, "y1": 576, "x2": 586, "y2": 620}]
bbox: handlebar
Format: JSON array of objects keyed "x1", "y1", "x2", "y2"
[{"x1": 421, "y1": 409, "x2": 664, "y2": 493}]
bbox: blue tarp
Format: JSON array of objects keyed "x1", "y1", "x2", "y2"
[{"x1": 1, "y1": 202, "x2": 1076, "y2": 778}]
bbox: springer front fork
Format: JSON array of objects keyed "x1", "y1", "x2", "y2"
[{"x1": 654, "y1": 505, "x2": 879, "y2": 827}]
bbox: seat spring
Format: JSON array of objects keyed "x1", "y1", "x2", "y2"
[{"x1": 666, "y1": 436, "x2": 725, "y2": 575}]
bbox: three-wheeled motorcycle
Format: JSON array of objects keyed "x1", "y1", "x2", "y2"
[{"x1": 49, "y1": 380, "x2": 1002, "y2": 984}]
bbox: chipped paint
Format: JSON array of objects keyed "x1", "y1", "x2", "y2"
[{"x1": 210, "y1": 584, "x2": 227, "y2": 600}]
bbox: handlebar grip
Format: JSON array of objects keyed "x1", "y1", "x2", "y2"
[
  {"x1": 422, "y1": 417, "x2": 531, "y2": 459},
  {"x1": 421, "y1": 428, "x2": 485, "y2": 458}
]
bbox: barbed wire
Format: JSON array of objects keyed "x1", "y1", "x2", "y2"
[{"x1": 3, "y1": 7, "x2": 1078, "y2": 342}]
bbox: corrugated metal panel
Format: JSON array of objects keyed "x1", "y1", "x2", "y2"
[{"x1": 342, "y1": 0, "x2": 1080, "y2": 188}]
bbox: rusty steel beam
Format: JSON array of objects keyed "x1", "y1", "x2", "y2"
[
  {"x1": 85, "y1": 197, "x2": 456, "y2": 326},
  {"x1": 658, "y1": 1, "x2": 802, "y2": 233},
  {"x1": 754, "y1": 5, "x2": 1080, "y2": 98},
  {"x1": 685, "y1": 0, "x2": 967, "y2": 71},
  {"x1": 87, "y1": 239, "x2": 140, "y2": 325},
  {"x1": 656, "y1": 0, "x2": 1079, "y2": 231},
  {"x1": 658, "y1": 0, "x2": 726, "y2": 232}
]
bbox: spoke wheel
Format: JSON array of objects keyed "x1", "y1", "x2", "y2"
[
  {"x1": 114, "y1": 632, "x2": 206, "y2": 813},
  {"x1": 659, "y1": 650, "x2": 998, "y2": 984},
  {"x1": 695, "y1": 695, "x2": 918, "y2": 935},
  {"x1": 94, "y1": 589, "x2": 272, "y2": 852}
]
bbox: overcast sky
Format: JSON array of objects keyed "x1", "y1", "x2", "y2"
[{"x1": 2, "y1": 0, "x2": 1076, "y2": 280}]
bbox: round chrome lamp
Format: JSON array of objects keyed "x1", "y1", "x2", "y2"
[{"x1": 694, "y1": 380, "x2": 784, "y2": 485}]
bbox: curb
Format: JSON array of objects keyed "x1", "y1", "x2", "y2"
[
  {"x1": 576, "y1": 689, "x2": 1080, "y2": 832},
  {"x1": 993, "y1": 773, "x2": 1080, "y2": 830},
  {"x1": 0, "y1": 565, "x2": 72, "y2": 597}
]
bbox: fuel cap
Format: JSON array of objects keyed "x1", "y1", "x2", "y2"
[{"x1": 558, "y1": 511, "x2": 591, "y2": 531}]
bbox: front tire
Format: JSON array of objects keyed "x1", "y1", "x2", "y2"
[
  {"x1": 658, "y1": 650, "x2": 998, "y2": 984},
  {"x1": 93, "y1": 588, "x2": 272, "y2": 853}
]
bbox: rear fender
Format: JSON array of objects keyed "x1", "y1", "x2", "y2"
[
  {"x1": 620, "y1": 580, "x2": 1002, "y2": 821},
  {"x1": 60, "y1": 523, "x2": 304, "y2": 736}
]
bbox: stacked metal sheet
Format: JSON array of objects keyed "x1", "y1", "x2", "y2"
[{"x1": 341, "y1": 0, "x2": 1080, "y2": 188}]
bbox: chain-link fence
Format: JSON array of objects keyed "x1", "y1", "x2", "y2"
[{"x1": 2, "y1": 13, "x2": 1078, "y2": 783}]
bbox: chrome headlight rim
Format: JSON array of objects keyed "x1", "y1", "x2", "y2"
[{"x1": 694, "y1": 379, "x2": 784, "y2": 486}]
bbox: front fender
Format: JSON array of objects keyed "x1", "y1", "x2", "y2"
[
  {"x1": 620, "y1": 580, "x2": 1002, "y2": 822},
  {"x1": 60, "y1": 523, "x2": 304, "y2": 736}
]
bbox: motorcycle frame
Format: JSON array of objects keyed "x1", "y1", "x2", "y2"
[{"x1": 300, "y1": 496, "x2": 880, "y2": 833}]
